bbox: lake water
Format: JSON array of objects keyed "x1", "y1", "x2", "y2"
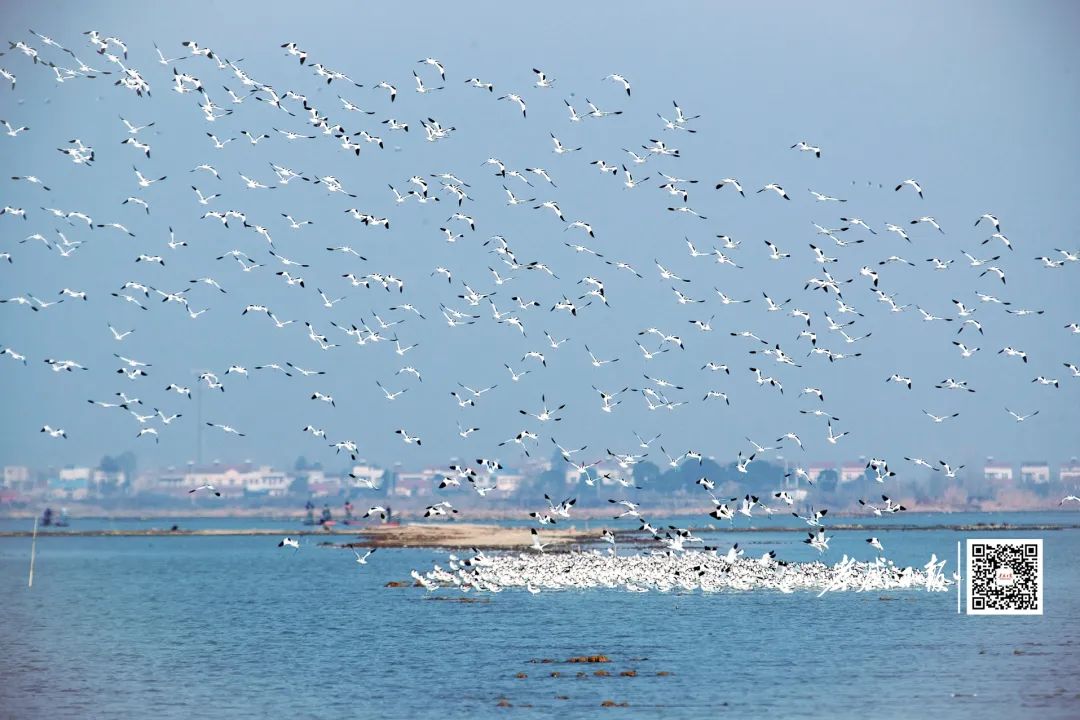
[{"x1": 1, "y1": 512, "x2": 1078, "y2": 718}]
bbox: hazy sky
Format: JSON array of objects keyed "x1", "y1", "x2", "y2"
[{"x1": 1, "y1": 1, "x2": 1078, "y2": 475}]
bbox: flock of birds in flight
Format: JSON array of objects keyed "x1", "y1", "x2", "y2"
[{"x1": 2, "y1": 30, "x2": 1078, "y2": 572}]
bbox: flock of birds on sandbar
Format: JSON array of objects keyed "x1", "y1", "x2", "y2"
[
  {"x1": 2, "y1": 31, "x2": 1077, "y2": 591},
  {"x1": 408, "y1": 546, "x2": 953, "y2": 595}
]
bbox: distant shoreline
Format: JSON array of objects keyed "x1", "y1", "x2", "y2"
[
  {"x1": 2, "y1": 504, "x2": 1076, "y2": 522},
  {"x1": 1, "y1": 520, "x2": 1077, "y2": 546}
]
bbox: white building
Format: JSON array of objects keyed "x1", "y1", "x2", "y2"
[
  {"x1": 348, "y1": 464, "x2": 385, "y2": 489},
  {"x1": 155, "y1": 464, "x2": 290, "y2": 497},
  {"x1": 391, "y1": 468, "x2": 442, "y2": 497},
  {"x1": 983, "y1": 463, "x2": 1014, "y2": 484},
  {"x1": 243, "y1": 469, "x2": 290, "y2": 496},
  {"x1": 839, "y1": 464, "x2": 867, "y2": 484},
  {"x1": 1020, "y1": 462, "x2": 1050, "y2": 485},
  {"x1": 782, "y1": 487, "x2": 810, "y2": 503},
  {"x1": 494, "y1": 472, "x2": 525, "y2": 493},
  {"x1": 48, "y1": 467, "x2": 95, "y2": 500},
  {"x1": 58, "y1": 467, "x2": 93, "y2": 483},
  {"x1": 564, "y1": 460, "x2": 620, "y2": 486},
  {"x1": 3, "y1": 465, "x2": 31, "y2": 488},
  {"x1": 1059, "y1": 461, "x2": 1080, "y2": 485}
]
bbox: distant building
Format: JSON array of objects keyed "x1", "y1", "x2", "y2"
[
  {"x1": 564, "y1": 466, "x2": 586, "y2": 485},
  {"x1": 1059, "y1": 461, "x2": 1080, "y2": 486},
  {"x1": 786, "y1": 488, "x2": 810, "y2": 503},
  {"x1": 839, "y1": 464, "x2": 867, "y2": 484},
  {"x1": 518, "y1": 457, "x2": 552, "y2": 476},
  {"x1": 565, "y1": 460, "x2": 619, "y2": 486},
  {"x1": 157, "y1": 467, "x2": 204, "y2": 494},
  {"x1": 307, "y1": 474, "x2": 342, "y2": 498},
  {"x1": 983, "y1": 462, "x2": 1014, "y2": 484},
  {"x1": 805, "y1": 464, "x2": 834, "y2": 484},
  {"x1": 494, "y1": 472, "x2": 525, "y2": 493},
  {"x1": 3, "y1": 465, "x2": 31, "y2": 489},
  {"x1": 1020, "y1": 462, "x2": 1050, "y2": 485},
  {"x1": 51, "y1": 467, "x2": 93, "y2": 500},
  {"x1": 243, "y1": 468, "x2": 290, "y2": 496},
  {"x1": 58, "y1": 467, "x2": 93, "y2": 483},
  {"x1": 348, "y1": 464, "x2": 385, "y2": 490},
  {"x1": 154, "y1": 463, "x2": 289, "y2": 497},
  {"x1": 392, "y1": 468, "x2": 441, "y2": 497}
]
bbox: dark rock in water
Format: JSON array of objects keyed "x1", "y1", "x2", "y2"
[
  {"x1": 594, "y1": 670, "x2": 610, "y2": 677},
  {"x1": 619, "y1": 670, "x2": 636, "y2": 677},
  {"x1": 425, "y1": 596, "x2": 487, "y2": 603},
  {"x1": 496, "y1": 697, "x2": 512, "y2": 707},
  {"x1": 515, "y1": 672, "x2": 527, "y2": 679},
  {"x1": 550, "y1": 671, "x2": 561, "y2": 678},
  {"x1": 384, "y1": 580, "x2": 408, "y2": 587},
  {"x1": 567, "y1": 654, "x2": 610, "y2": 663},
  {"x1": 656, "y1": 671, "x2": 673, "y2": 676},
  {"x1": 600, "y1": 699, "x2": 629, "y2": 707}
]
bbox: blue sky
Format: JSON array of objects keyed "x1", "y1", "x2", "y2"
[{"x1": 1, "y1": 1, "x2": 1078, "y2": 475}]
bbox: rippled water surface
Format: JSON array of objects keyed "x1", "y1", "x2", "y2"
[{"x1": 1, "y1": 515, "x2": 1078, "y2": 719}]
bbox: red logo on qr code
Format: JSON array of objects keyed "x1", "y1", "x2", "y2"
[{"x1": 967, "y1": 539, "x2": 1043, "y2": 615}]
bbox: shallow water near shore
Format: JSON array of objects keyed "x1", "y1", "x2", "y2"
[{"x1": 1, "y1": 516, "x2": 1078, "y2": 719}]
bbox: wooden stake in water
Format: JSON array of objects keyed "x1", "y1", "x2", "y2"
[{"x1": 28, "y1": 515, "x2": 38, "y2": 589}]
